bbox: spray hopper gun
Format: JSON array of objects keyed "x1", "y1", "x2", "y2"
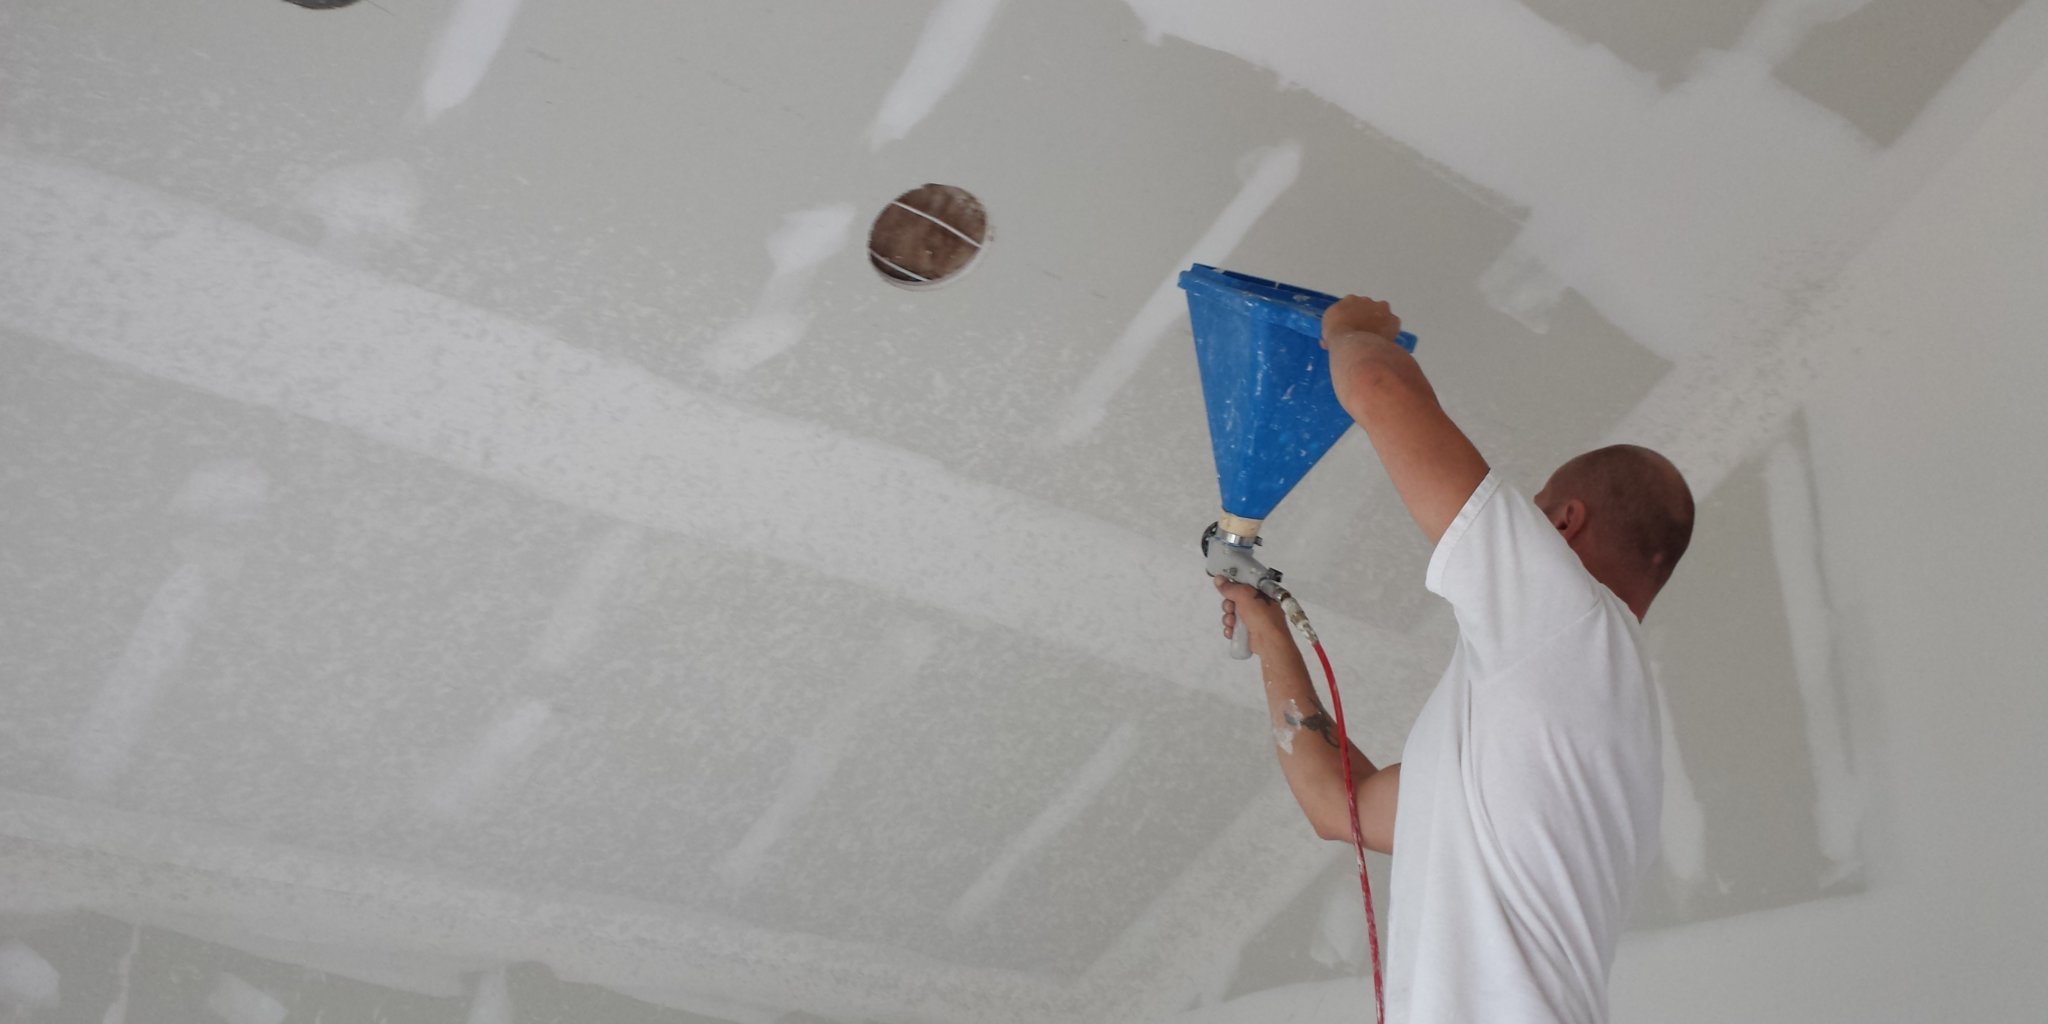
[
  {"x1": 1181, "y1": 264, "x2": 1405, "y2": 1024},
  {"x1": 1202, "y1": 516, "x2": 1320, "y2": 659},
  {"x1": 1178, "y1": 264, "x2": 1414, "y2": 660}
]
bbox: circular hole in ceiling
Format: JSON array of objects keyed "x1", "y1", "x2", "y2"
[
  {"x1": 283, "y1": 0, "x2": 365, "y2": 7},
  {"x1": 867, "y1": 184, "x2": 990, "y2": 288}
]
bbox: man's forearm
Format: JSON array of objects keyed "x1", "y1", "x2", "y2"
[
  {"x1": 1259, "y1": 634, "x2": 1380, "y2": 842},
  {"x1": 1326, "y1": 329, "x2": 1436, "y2": 421},
  {"x1": 1324, "y1": 324, "x2": 1489, "y2": 546}
]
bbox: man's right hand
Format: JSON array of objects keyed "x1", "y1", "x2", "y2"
[{"x1": 1214, "y1": 577, "x2": 1291, "y2": 659}]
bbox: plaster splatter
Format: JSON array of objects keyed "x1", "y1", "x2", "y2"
[
  {"x1": 867, "y1": 0, "x2": 1008, "y2": 149},
  {"x1": 1050, "y1": 141, "x2": 1301, "y2": 447},
  {"x1": 1273, "y1": 698, "x2": 1305, "y2": 755},
  {"x1": 296, "y1": 159, "x2": 423, "y2": 261}
]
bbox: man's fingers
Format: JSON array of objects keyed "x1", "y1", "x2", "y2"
[{"x1": 1326, "y1": 294, "x2": 1401, "y2": 342}]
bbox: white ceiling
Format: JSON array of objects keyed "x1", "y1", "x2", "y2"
[{"x1": 2, "y1": 1, "x2": 2041, "y2": 1021}]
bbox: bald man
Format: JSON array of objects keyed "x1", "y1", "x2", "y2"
[{"x1": 1215, "y1": 295, "x2": 1694, "y2": 1024}]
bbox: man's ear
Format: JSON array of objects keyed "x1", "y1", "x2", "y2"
[{"x1": 1553, "y1": 498, "x2": 1588, "y2": 541}]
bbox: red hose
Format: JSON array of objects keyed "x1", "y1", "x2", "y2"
[{"x1": 1313, "y1": 639, "x2": 1384, "y2": 1024}]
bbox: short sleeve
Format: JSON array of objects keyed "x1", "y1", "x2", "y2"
[{"x1": 1426, "y1": 472, "x2": 1603, "y2": 674}]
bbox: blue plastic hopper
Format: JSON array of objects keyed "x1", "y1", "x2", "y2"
[{"x1": 1180, "y1": 264, "x2": 1417, "y2": 524}]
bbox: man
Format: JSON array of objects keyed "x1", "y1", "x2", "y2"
[{"x1": 1214, "y1": 295, "x2": 1694, "y2": 1024}]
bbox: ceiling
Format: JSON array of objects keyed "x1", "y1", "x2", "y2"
[{"x1": 1, "y1": 0, "x2": 2039, "y2": 1021}]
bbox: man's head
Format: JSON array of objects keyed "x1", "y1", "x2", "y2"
[{"x1": 1533, "y1": 445, "x2": 1695, "y2": 615}]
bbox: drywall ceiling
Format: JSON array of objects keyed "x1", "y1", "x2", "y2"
[{"x1": 1, "y1": 1, "x2": 2041, "y2": 1022}]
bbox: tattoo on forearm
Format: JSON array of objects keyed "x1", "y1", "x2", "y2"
[{"x1": 1283, "y1": 707, "x2": 1342, "y2": 750}]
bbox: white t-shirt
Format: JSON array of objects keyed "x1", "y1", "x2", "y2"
[{"x1": 1385, "y1": 472, "x2": 1663, "y2": 1024}]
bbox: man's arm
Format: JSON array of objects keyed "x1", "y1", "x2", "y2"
[
  {"x1": 1217, "y1": 578, "x2": 1398, "y2": 853},
  {"x1": 1323, "y1": 296, "x2": 1489, "y2": 545}
]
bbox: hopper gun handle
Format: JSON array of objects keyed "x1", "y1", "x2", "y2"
[{"x1": 1202, "y1": 522, "x2": 1286, "y2": 660}]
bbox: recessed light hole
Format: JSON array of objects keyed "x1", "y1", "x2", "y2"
[{"x1": 868, "y1": 184, "x2": 990, "y2": 288}]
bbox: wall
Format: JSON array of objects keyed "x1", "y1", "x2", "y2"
[{"x1": 1611, "y1": 46, "x2": 2048, "y2": 1023}]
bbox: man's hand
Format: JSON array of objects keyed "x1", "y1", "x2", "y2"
[
  {"x1": 1214, "y1": 577, "x2": 1289, "y2": 660},
  {"x1": 1321, "y1": 295, "x2": 1409, "y2": 421},
  {"x1": 1322, "y1": 294, "x2": 1404, "y2": 347}
]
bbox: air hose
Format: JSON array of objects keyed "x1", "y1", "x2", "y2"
[
  {"x1": 1205, "y1": 524, "x2": 1384, "y2": 1023},
  {"x1": 1274, "y1": 591, "x2": 1386, "y2": 1024}
]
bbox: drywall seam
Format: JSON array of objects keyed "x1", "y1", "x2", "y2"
[
  {"x1": 947, "y1": 723, "x2": 1140, "y2": 931},
  {"x1": 1763, "y1": 437, "x2": 1863, "y2": 881},
  {"x1": 529, "y1": 525, "x2": 644, "y2": 674},
  {"x1": 103, "y1": 923, "x2": 140, "y2": 1024},
  {"x1": 868, "y1": 0, "x2": 1008, "y2": 149},
  {"x1": 68, "y1": 562, "x2": 212, "y2": 797},
  {"x1": 69, "y1": 460, "x2": 269, "y2": 797},
  {"x1": 417, "y1": 699, "x2": 561, "y2": 821},
  {"x1": 1049, "y1": 142, "x2": 1302, "y2": 447},
  {"x1": 719, "y1": 624, "x2": 939, "y2": 889},
  {"x1": 419, "y1": 0, "x2": 525, "y2": 124},
  {"x1": 1652, "y1": 663, "x2": 1707, "y2": 894},
  {"x1": 701, "y1": 204, "x2": 858, "y2": 378},
  {"x1": 0, "y1": 150, "x2": 1433, "y2": 719}
]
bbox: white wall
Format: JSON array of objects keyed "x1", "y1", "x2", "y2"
[{"x1": 1609, "y1": 48, "x2": 2048, "y2": 1024}]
